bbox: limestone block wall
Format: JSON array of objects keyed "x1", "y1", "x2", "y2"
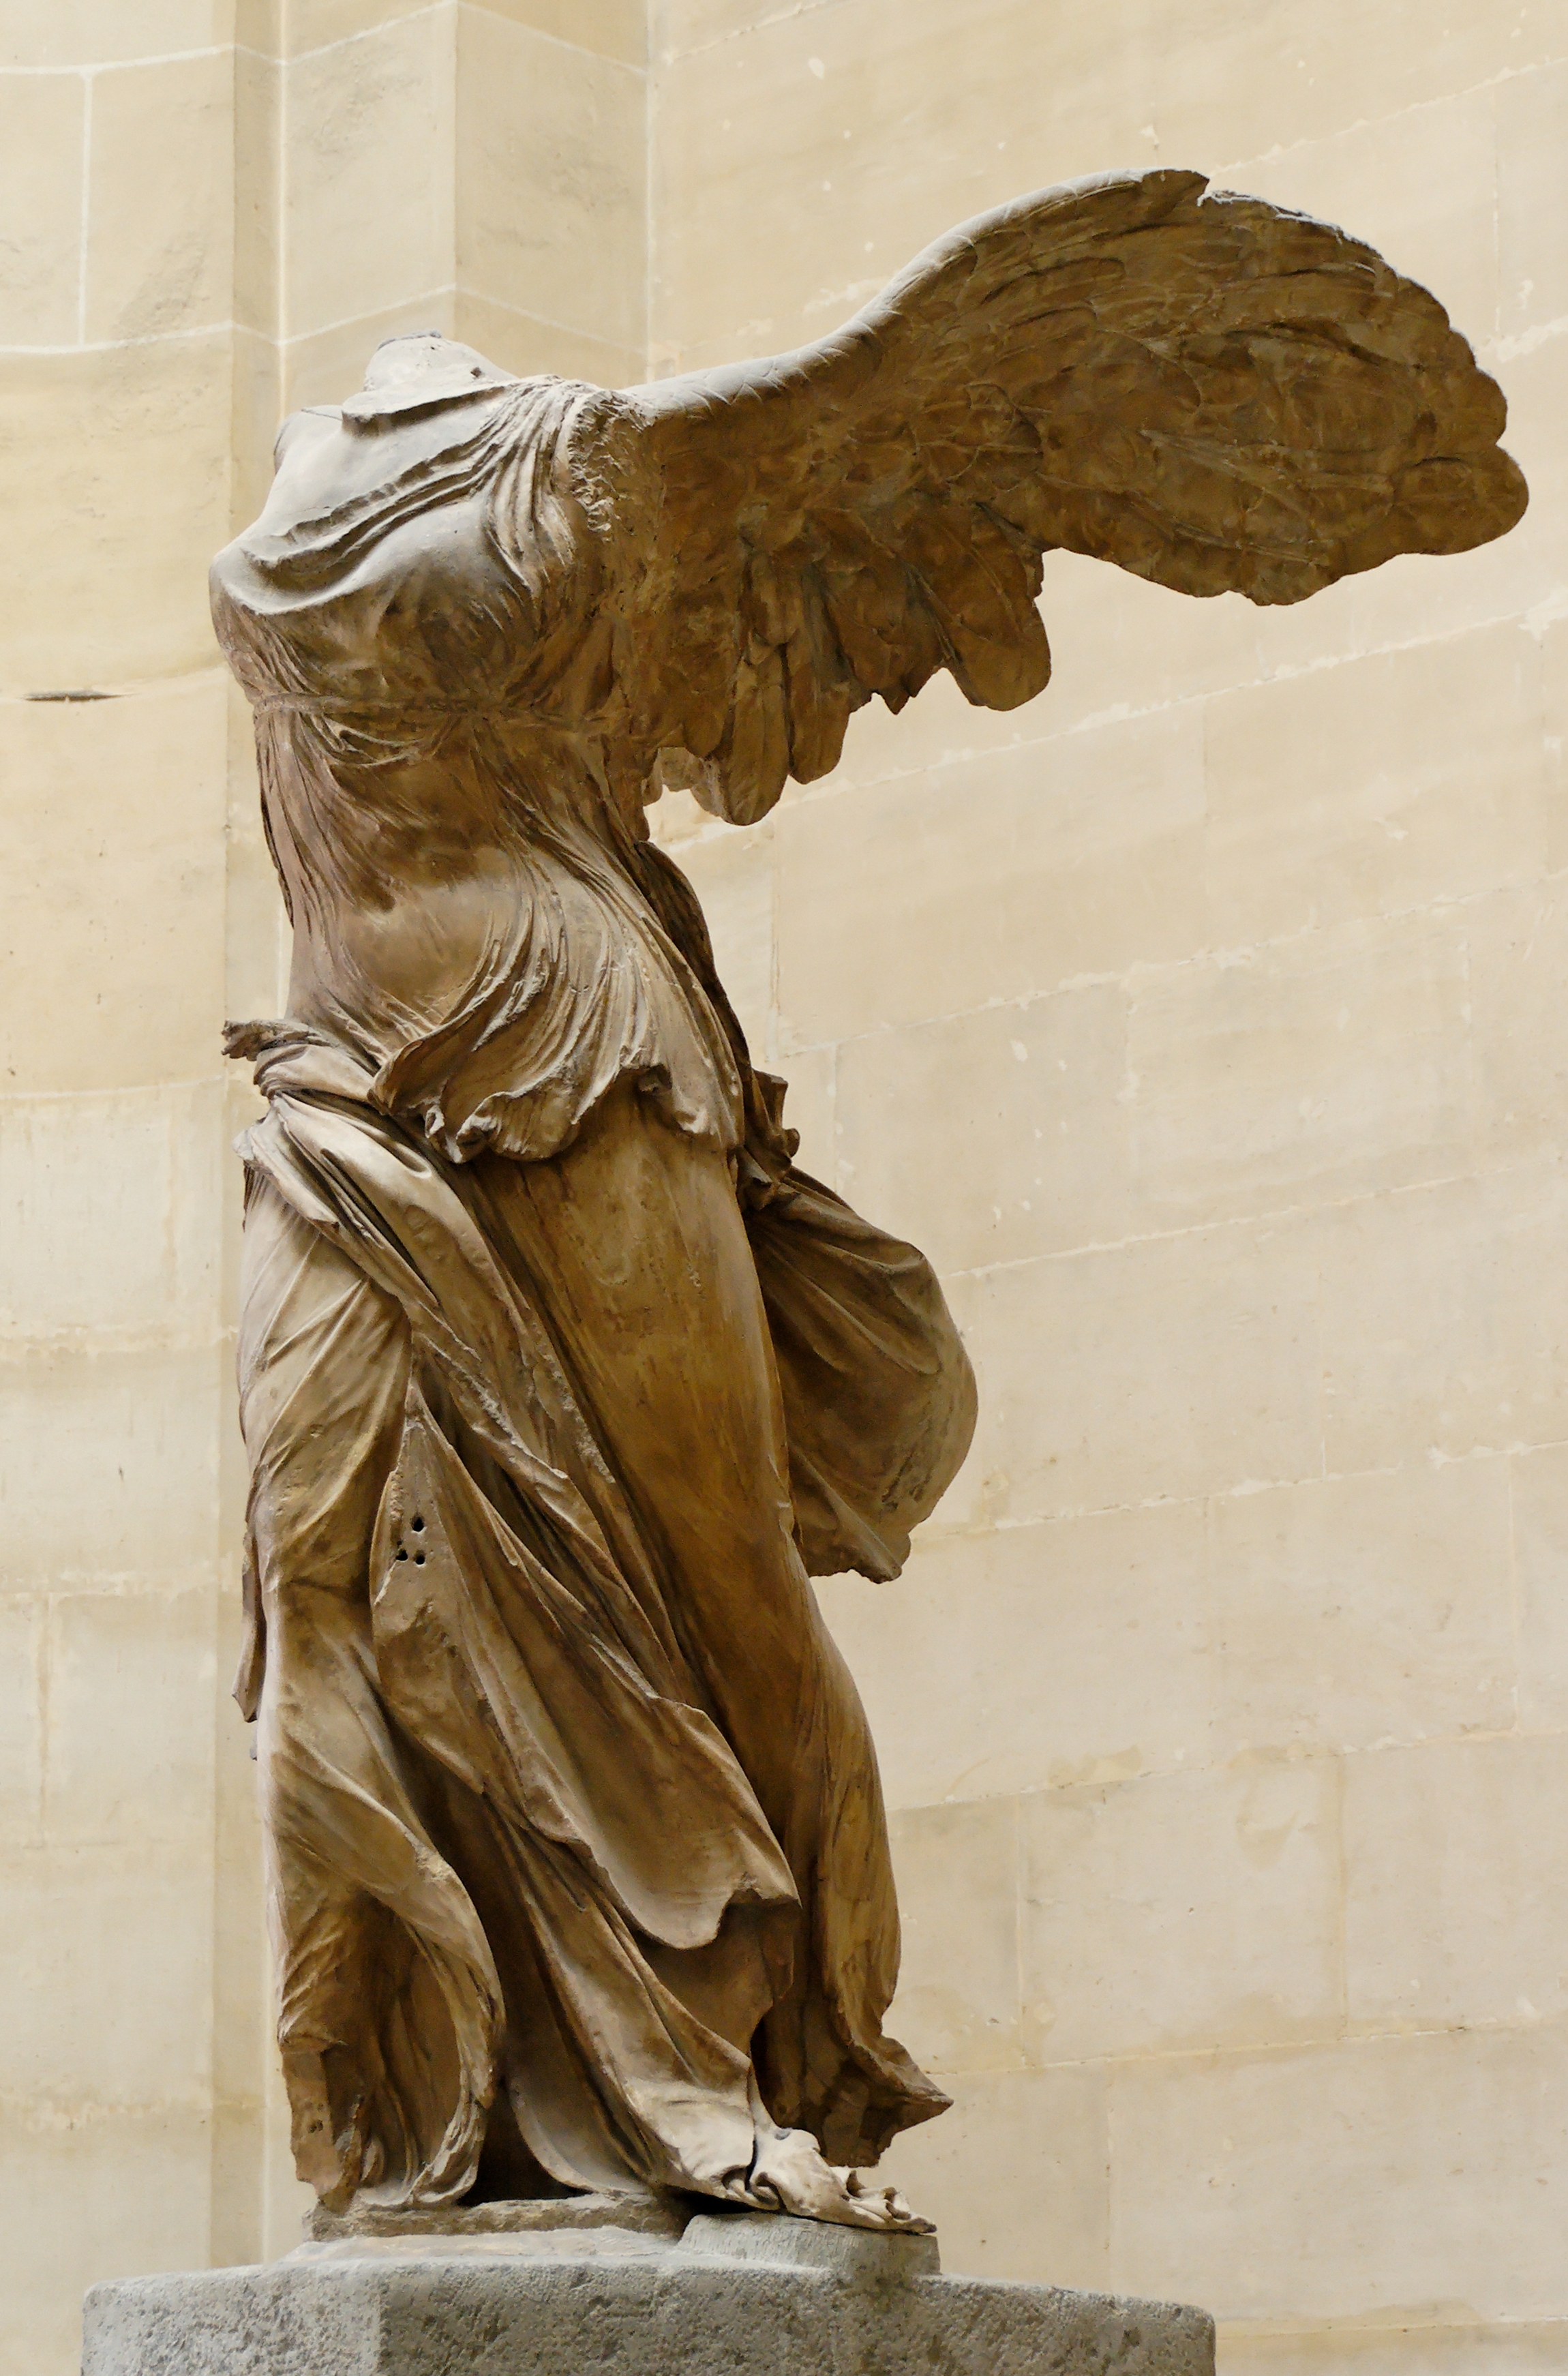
[
  {"x1": 646, "y1": 5, "x2": 1568, "y2": 2371},
  {"x1": 265, "y1": 0, "x2": 646, "y2": 415},
  {"x1": 1, "y1": 12, "x2": 268, "y2": 2372}
]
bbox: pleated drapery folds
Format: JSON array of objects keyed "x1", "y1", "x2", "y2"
[{"x1": 234, "y1": 1029, "x2": 970, "y2": 2210}]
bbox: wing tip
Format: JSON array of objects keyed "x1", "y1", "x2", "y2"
[{"x1": 1398, "y1": 445, "x2": 1531, "y2": 554}]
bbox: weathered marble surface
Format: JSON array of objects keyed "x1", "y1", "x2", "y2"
[
  {"x1": 83, "y1": 2212, "x2": 1216, "y2": 2375},
  {"x1": 207, "y1": 165, "x2": 1524, "y2": 2240}
]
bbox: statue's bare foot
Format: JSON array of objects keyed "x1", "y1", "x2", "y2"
[{"x1": 742, "y1": 2124, "x2": 933, "y2": 2234}]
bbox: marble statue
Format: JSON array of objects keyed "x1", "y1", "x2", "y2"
[{"x1": 211, "y1": 168, "x2": 1524, "y2": 2238}]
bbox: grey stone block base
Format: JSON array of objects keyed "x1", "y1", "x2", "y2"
[{"x1": 84, "y1": 2204, "x2": 1216, "y2": 2375}]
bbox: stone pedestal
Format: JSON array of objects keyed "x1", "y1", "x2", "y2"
[{"x1": 83, "y1": 2199, "x2": 1215, "y2": 2375}]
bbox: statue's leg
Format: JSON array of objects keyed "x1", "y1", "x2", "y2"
[
  {"x1": 471, "y1": 1088, "x2": 931, "y2": 2229},
  {"x1": 239, "y1": 1173, "x2": 500, "y2": 2210}
]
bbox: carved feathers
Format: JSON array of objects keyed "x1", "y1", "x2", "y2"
[{"x1": 591, "y1": 168, "x2": 1525, "y2": 825}]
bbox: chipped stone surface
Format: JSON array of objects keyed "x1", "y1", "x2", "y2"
[
  {"x1": 83, "y1": 2225, "x2": 1216, "y2": 2375},
  {"x1": 303, "y1": 2191, "x2": 689, "y2": 2246}
]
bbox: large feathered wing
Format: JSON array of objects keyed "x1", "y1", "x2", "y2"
[{"x1": 588, "y1": 168, "x2": 1525, "y2": 824}]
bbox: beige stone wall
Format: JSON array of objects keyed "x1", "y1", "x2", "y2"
[
  {"x1": 645, "y1": 5, "x2": 1568, "y2": 2372},
  {"x1": 2, "y1": 14, "x2": 265, "y2": 2371},
  {"x1": 2, "y1": 1, "x2": 1564, "y2": 2371}
]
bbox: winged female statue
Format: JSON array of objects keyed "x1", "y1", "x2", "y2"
[{"x1": 211, "y1": 168, "x2": 1525, "y2": 2234}]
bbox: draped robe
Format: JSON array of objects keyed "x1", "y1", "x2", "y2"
[{"x1": 211, "y1": 374, "x2": 975, "y2": 2210}]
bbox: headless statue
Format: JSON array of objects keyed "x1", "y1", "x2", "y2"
[{"x1": 211, "y1": 169, "x2": 1524, "y2": 2229}]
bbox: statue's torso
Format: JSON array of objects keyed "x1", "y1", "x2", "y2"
[{"x1": 211, "y1": 384, "x2": 742, "y2": 1165}]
